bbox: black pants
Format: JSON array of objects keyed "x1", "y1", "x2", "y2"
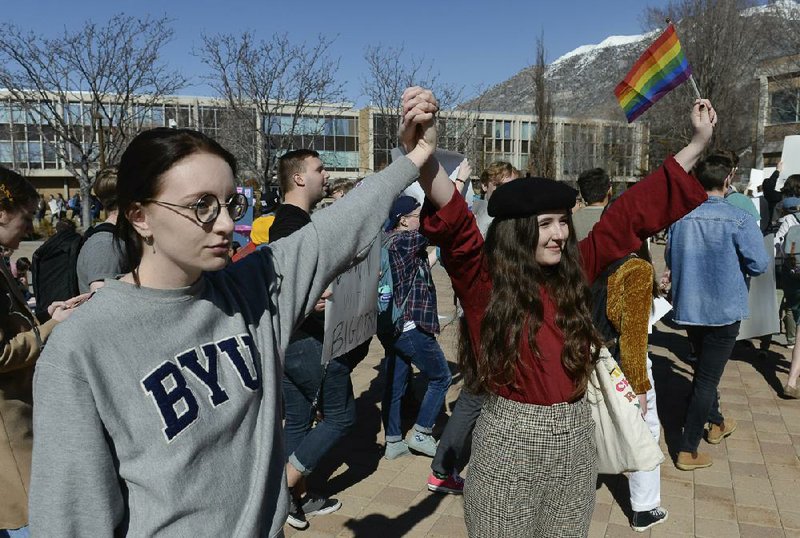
[
  {"x1": 431, "y1": 388, "x2": 485, "y2": 476},
  {"x1": 680, "y1": 321, "x2": 740, "y2": 452}
]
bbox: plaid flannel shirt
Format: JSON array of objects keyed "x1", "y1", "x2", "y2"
[{"x1": 386, "y1": 230, "x2": 439, "y2": 335}]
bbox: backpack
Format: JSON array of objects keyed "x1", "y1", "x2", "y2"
[
  {"x1": 32, "y1": 228, "x2": 83, "y2": 320},
  {"x1": 376, "y1": 233, "x2": 422, "y2": 337},
  {"x1": 781, "y1": 213, "x2": 800, "y2": 282},
  {"x1": 31, "y1": 222, "x2": 118, "y2": 320},
  {"x1": 589, "y1": 254, "x2": 636, "y2": 353}
]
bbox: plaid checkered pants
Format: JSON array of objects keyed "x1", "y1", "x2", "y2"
[{"x1": 464, "y1": 394, "x2": 597, "y2": 537}]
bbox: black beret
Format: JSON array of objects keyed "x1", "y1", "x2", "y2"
[{"x1": 487, "y1": 176, "x2": 578, "y2": 218}]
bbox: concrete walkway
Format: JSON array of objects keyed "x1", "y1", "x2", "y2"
[{"x1": 282, "y1": 244, "x2": 800, "y2": 537}]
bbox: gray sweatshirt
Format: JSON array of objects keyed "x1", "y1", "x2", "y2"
[{"x1": 29, "y1": 157, "x2": 420, "y2": 537}]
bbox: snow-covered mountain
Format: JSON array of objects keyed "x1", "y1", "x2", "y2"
[
  {"x1": 467, "y1": 0, "x2": 800, "y2": 121},
  {"x1": 468, "y1": 33, "x2": 654, "y2": 121}
]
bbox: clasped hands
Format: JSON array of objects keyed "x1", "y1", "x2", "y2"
[{"x1": 398, "y1": 87, "x2": 438, "y2": 163}]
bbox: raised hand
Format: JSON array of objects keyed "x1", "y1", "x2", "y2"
[
  {"x1": 457, "y1": 158, "x2": 472, "y2": 182},
  {"x1": 399, "y1": 86, "x2": 438, "y2": 154},
  {"x1": 690, "y1": 98, "x2": 716, "y2": 145},
  {"x1": 675, "y1": 98, "x2": 717, "y2": 172}
]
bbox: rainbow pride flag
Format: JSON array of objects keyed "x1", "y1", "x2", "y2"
[{"x1": 614, "y1": 24, "x2": 693, "y2": 123}]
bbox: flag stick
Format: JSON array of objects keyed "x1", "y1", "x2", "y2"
[{"x1": 688, "y1": 75, "x2": 702, "y2": 99}]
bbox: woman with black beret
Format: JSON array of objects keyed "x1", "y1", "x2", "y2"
[{"x1": 408, "y1": 87, "x2": 717, "y2": 537}]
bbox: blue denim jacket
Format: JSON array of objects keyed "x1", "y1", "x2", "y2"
[{"x1": 666, "y1": 196, "x2": 769, "y2": 326}]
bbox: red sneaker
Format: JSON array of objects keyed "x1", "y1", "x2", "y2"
[{"x1": 427, "y1": 472, "x2": 464, "y2": 494}]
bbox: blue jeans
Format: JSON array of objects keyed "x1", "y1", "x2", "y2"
[
  {"x1": 0, "y1": 526, "x2": 29, "y2": 538},
  {"x1": 381, "y1": 326, "x2": 452, "y2": 442},
  {"x1": 283, "y1": 335, "x2": 356, "y2": 475},
  {"x1": 680, "y1": 321, "x2": 740, "y2": 452}
]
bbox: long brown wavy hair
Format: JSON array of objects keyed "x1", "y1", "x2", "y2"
[{"x1": 459, "y1": 212, "x2": 602, "y2": 400}]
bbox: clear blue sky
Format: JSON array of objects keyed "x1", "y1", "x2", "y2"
[{"x1": 6, "y1": 0, "x2": 741, "y2": 105}]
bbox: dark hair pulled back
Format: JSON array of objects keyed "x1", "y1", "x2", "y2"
[{"x1": 116, "y1": 128, "x2": 237, "y2": 284}]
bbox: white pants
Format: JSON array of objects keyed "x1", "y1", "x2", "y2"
[{"x1": 628, "y1": 357, "x2": 661, "y2": 512}]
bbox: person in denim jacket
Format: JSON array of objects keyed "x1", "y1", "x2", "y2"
[{"x1": 666, "y1": 151, "x2": 769, "y2": 471}]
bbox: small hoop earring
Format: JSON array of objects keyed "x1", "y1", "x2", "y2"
[{"x1": 144, "y1": 235, "x2": 155, "y2": 254}]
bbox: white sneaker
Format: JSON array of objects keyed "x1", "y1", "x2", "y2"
[{"x1": 407, "y1": 430, "x2": 437, "y2": 457}]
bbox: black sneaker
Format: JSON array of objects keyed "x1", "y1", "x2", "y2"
[
  {"x1": 301, "y1": 494, "x2": 342, "y2": 517},
  {"x1": 286, "y1": 496, "x2": 309, "y2": 530},
  {"x1": 631, "y1": 507, "x2": 668, "y2": 532}
]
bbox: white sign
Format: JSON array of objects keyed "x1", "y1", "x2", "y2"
[
  {"x1": 648, "y1": 297, "x2": 672, "y2": 334},
  {"x1": 746, "y1": 167, "x2": 775, "y2": 197},
  {"x1": 738, "y1": 234, "x2": 780, "y2": 341},
  {"x1": 322, "y1": 239, "x2": 380, "y2": 363},
  {"x1": 777, "y1": 135, "x2": 800, "y2": 190}
]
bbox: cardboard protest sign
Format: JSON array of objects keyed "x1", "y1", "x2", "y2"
[{"x1": 322, "y1": 239, "x2": 380, "y2": 364}]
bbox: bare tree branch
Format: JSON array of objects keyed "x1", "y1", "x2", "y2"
[
  {"x1": 197, "y1": 32, "x2": 345, "y2": 184},
  {"x1": 361, "y1": 44, "x2": 470, "y2": 170},
  {"x1": 0, "y1": 14, "x2": 186, "y2": 223}
]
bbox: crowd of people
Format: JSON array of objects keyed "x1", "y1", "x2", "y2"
[{"x1": 0, "y1": 84, "x2": 795, "y2": 537}]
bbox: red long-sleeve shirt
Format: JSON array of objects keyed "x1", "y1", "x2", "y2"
[{"x1": 420, "y1": 156, "x2": 707, "y2": 405}]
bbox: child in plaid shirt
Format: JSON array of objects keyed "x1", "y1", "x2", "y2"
[{"x1": 380, "y1": 195, "x2": 452, "y2": 461}]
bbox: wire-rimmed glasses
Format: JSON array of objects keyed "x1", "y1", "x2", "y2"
[{"x1": 144, "y1": 193, "x2": 249, "y2": 224}]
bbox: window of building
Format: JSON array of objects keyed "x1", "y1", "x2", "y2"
[
  {"x1": 28, "y1": 142, "x2": 43, "y2": 169},
  {"x1": 199, "y1": 106, "x2": 227, "y2": 138},
  {"x1": 771, "y1": 88, "x2": 800, "y2": 124},
  {"x1": 0, "y1": 142, "x2": 12, "y2": 166},
  {"x1": 10, "y1": 104, "x2": 27, "y2": 124},
  {"x1": 165, "y1": 105, "x2": 192, "y2": 128},
  {"x1": 43, "y1": 141, "x2": 57, "y2": 169},
  {"x1": 269, "y1": 113, "x2": 360, "y2": 172},
  {"x1": 0, "y1": 103, "x2": 11, "y2": 124},
  {"x1": 13, "y1": 141, "x2": 27, "y2": 163}
]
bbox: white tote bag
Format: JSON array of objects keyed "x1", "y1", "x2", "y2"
[{"x1": 586, "y1": 347, "x2": 664, "y2": 474}]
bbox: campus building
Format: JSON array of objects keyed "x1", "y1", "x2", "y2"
[
  {"x1": 755, "y1": 53, "x2": 800, "y2": 167},
  {"x1": 0, "y1": 91, "x2": 648, "y2": 198}
]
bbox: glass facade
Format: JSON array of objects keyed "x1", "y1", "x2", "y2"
[
  {"x1": 0, "y1": 92, "x2": 644, "y2": 184},
  {"x1": 372, "y1": 114, "x2": 399, "y2": 171},
  {"x1": 0, "y1": 100, "x2": 74, "y2": 170},
  {"x1": 268, "y1": 114, "x2": 359, "y2": 172},
  {"x1": 562, "y1": 123, "x2": 638, "y2": 178}
]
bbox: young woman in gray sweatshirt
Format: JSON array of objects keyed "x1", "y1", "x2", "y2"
[{"x1": 28, "y1": 91, "x2": 437, "y2": 537}]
